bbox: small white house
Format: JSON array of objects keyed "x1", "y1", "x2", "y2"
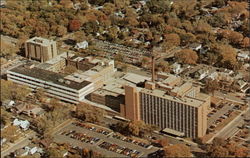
[
  {"x1": 207, "y1": 71, "x2": 218, "y2": 80},
  {"x1": 190, "y1": 43, "x2": 202, "y2": 51},
  {"x1": 237, "y1": 52, "x2": 250, "y2": 61},
  {"x1": 13, "y1": 119, "x2": 30, "y2": 130},
  {"x1": 75, "y1": 41, "x2": 88, "y2": 49},
  {"x1": 2, "y1": 100, "x2": 15, "y2": 109},
  {"x1": 194, "y1": 69, "x2": 209, "y2": 80},
  {"x1": 172, "y1": 63, "x2": 183, "y2": 74},
  {"x1": 1, "y1": 138, "x2": 7, "y2": 146}
]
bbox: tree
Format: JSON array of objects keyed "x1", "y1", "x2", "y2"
[
  {"x1": 114, "y1": 53, "x2": 124, "y2": 62},
  {"x1": 111, "y1": 120, "x2": 154, "y2": 137},
  {"x1": 56, "y1": 25, "x2": 67, "y2": 37},
  {"x1": 0, "y1": 107, "x2": 12, "y2": 126},
  {"x1": 0, "y1": 80, "x2": 30, "y2": 101},
  {"x1": 141, "y1": 56, "x2": 150, "y2": 68},
  {"x1": 175, "y1": 49, "x2": 198, "y2": 64},
  {"x1": 156, "y1": 61, "x2": 170, "y2": 72},
  {"x1": 158, "y1": 138, "x2": 169, "y2": 147},
  {"x1": 163, "y1": 33, "x2": 180, "y2": 50},
  {"x1": 209, "y1": 146, "x2": 229, "y2": 157},
  {"x1": 1, "y1": 125, "x2": 19, "y2": 143},
  {"x1": 147, "y1": 0, "x2": 172, "y2": 14},
  {"x1": 128, "y1": 121, "x2": 140, "y2": 136},
  {"x1": 69, "y1": 19, "x2": 81, "y2": 32},
  {"x1": 240, "y1": 37, "x2": 250, "y2": 48},
  {"x1": 204, "y1": 79, "x2": 220, "y2": 94},
  {"x1": 114, "y1": 0, "x2": 130, "y2": 9},
  {"x1": 59, "y1": 0, "x2": 73, "y2": 8},
  {"x1": 0, "y1": 39, "x2": 19, "y2": 58},
  {"x1": 234, "y1": 146, "x2": 248, "y2": 157},
  {"x1": 75, "y1": 102, "x2": 106, "y2": 123},
  {"x1": 64, "y1": 65, "x2": 78, "y2": 75},
  {"x1": 163, "y1": 144, "x2": 192, "y2": 157},
  {"x1": 73, "y1": 31, "x2": 86, "y2": 43},
  {"x1": 195, "y1": 20, "x2": 212, "y2": 34},
  {"x1": 218, "y1": 29, "x2": 244, "y2": 45},
  {"x1": 211, "y1": 44, "x2": 237, "y2": 69},
  {"x1": 102, "y1": 3, "x2": 116, "y2": 16},
  {"x1": 34, "y1": 105, "x2": 71, "y2": 135}
]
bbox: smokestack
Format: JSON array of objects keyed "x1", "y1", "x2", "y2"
[{"x1": 151, "y1": 55, "x2": 155, "y2": 82}]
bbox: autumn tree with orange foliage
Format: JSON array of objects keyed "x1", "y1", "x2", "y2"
[
  {"x1": 69, "y1": 19, "x2": 81, "y2": 32},
  {"x1": 175, "y1": 49, "x2": 198, "y2": 64},
  {"x1": 240, "y1": 37, "x2": 250, "y2": 48},
  {"x1": 163, "y1": 144, "x2": 192, "y2": 157},
  {"x1": 211, "y1": 43, "x2": 237, "y2": 69},
  {"x1": 205, "y1": 137, "x2": 249, "y2": 157},
  {"x1": 218, "y1": 29, "x2": 244, "y2": 46},
  {"x1": 163, "y1": 33, "x2": 180, "y2": 50},
  {"x1": 158, "y1": 138, "x2": 168, "y2": 147},
  {"x1": 75, "y1": 102, "x2": 106, "y2": 123}
]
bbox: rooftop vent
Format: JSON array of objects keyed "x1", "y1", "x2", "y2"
[
  {"x1": 65, "y1": 80, "x2": 71, "y2": 85},
  {"x1": 34, "y1": 39, "x2": 43, "y2": 43},
  {"x1": 58, "y1": 79, "x2": 64, "y2": 83}
]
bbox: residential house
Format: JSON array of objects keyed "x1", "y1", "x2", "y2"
[
  {"x1": 189, "y1": 43, "x2": 202, "y2": 51},
  {"x1": 75, "y1": 41, "x2": 88, "y2": 50},
  {"x1": 236, "y1": 80, "x2": 249, "y2": 93},
  {"x1": 237, "y1": 52, "x2": 250, "y2": 61},
  {"x1": 1, "y1": 138, "x2": 7, "y2": 146},
  {"x1": 15, "y1": 144, "x2": 43, "y2": 157},
  {"x1": 171, "y1": 63, "x2": 183, "y2": 74},
  {"x1": 13, "y1": 119, "x2": 30, "y2": 130},
  {"x1": 193, "y1": 69, "x2": 209, "y2": 80},
  {"x1": 207, "y1": 71, "x2": 218, "y2": 80},
  {"x1": 11, "y1": 103, "x2": 44, "y2": 118},
  {"x1": 2, "y1": 100, "x2": 15, "y2": 109}
]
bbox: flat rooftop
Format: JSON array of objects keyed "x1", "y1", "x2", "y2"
[
  {"x1": 140, "y1": 88, "x2": 204, "y2": 107},
  {"x1": 122, "y1": 73, "x2": 150, "y2": 84},
  {"x1": 26, "y1": 37, "x2": 55, "y2": 46},
  {"x1": 9, "y1": 65, "x2": 91, "y2": 90},
  {"x1": 92, "y1": 89, "x2": 120, "y2": 97},
  {"x1": 162, "y1": 128, "x2": 185, "y2": 136}
]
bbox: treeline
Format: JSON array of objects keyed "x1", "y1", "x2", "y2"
[{"x1": 0, "y1": 0, "x2": 249, "y2": 69}]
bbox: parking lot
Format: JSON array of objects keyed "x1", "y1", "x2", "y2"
[
  {"x1": 53, "y1": 121, "x2": 159, "y2": 157},
  {"x1": 208, "y1": 102, "x2": 243, "y2": 126},
  {"x1": 207, "y1": 102, "x2": 243, "y2": 128}
]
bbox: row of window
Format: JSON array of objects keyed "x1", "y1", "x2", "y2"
[
  {"x1": 140, "y1": 93, "x2": 198, "y2": 137},
  {"x1": 8, "y1": 75, "x2": 79, "y2": 103}
]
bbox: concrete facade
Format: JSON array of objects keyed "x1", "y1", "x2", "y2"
[
  {"x1": 7, "y1": 56, "x2": 116, "y2": 104},
  {"x1": 25, "y1": 37, "x2": 57, "y2": 62},
  {"x1": 121, "y1": 74, "x2": 210, "y2": 138}
]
